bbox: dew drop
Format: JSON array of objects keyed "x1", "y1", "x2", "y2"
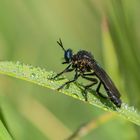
[{"x1": 31, "y1": 73, "x2": 36, "y2": 78}]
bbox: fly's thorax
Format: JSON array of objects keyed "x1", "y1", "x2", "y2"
[{"x1": 72, "y1": 57, "x2": 92, "y2": 72}]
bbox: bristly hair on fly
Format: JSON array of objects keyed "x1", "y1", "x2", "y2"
[{"x1": 52, "y1": 39, "x2": 122, "y2": 108}]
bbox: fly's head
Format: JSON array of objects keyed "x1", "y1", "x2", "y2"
[
  {"x1": 64, "y1": 49, "x2": 73, "y2": 63},
  {"x1": 57, "y1": 39, "x2": 73, "y2": 64}
]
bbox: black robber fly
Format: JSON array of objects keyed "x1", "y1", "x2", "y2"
[{"x1": 53, "y1": 39, "x2": 122, "y2": 108}]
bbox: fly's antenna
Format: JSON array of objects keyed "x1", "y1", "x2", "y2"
[{"x1": 57, "y1": 38, "x2": 65, "y2": 52}]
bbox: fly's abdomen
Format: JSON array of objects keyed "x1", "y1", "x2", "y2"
[{"x1": 109, "y1": 92, "x2": 122, "y2": 107}]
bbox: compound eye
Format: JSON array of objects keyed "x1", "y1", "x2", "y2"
[{"x1": 65, "y1": 49, "x2": 73, "y2": 62}]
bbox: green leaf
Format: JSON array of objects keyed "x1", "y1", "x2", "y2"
[
  {"x1": 0, "y1": 61, "x2": 139, "y2": 126},
  {"x1": 0, "y1": 120, "x2": 12, "y2": 140}
]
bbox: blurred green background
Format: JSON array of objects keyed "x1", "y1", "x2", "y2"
[{"x1": 0, "y1": 0, "x2": 140, "y2": 140}]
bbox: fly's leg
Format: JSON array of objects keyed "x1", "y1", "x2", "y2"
[
  {"x1": 96, "y1": 81, "x2": 107, "y2": 99},
  {"x1": 57, "y1": 71, "x2": 80, "y2": 90},
  {"x1": 82, "y1": 72, "x2": 95, "y2": 76},
  {"x1": 81, "y1": 72, "x2": 97, "y2": 91},
  {"x1": 82, "y1": 76, "x2": 98, "y2": 91},
  {"x1": 51, "y1": 64, "x2": 73, "y2": 79},
  {"x1": 81, "y1": 75, "x2": 98, "y2": 101}
]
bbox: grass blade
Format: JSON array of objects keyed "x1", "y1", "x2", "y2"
[
  {"x1": 0, "y1": 120, "x2": 13, "y2": 140},
  {"x1": 0, "y1": 61, "x2": 139, "y2": 126}
]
